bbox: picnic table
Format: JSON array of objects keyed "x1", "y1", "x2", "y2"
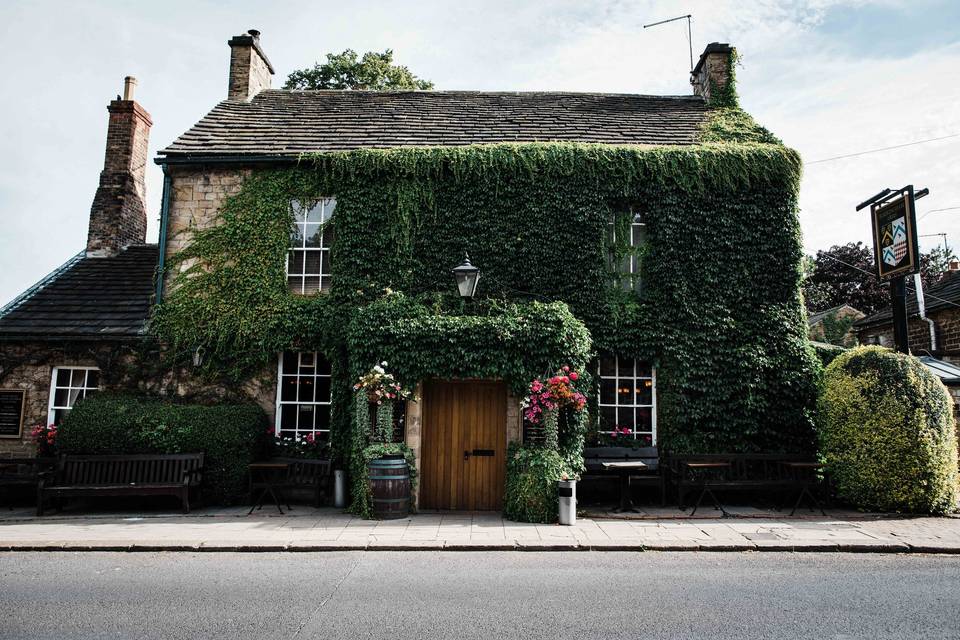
[{"x1": 601, "y1": 460, "x2": 647, "y2": 513}]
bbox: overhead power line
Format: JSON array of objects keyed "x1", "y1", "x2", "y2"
[{"x1": 805, "y1": 132, "x2": 960, "y2": 165}]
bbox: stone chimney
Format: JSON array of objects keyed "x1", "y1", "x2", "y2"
[
  {"x1": 228, "y1": 29, "x2": 275, "y2": 101},
  {"x1": 691, "y1": 42, "x2": 734, "y2": 104},
  {"x1": 85, "y1": 76, "x2": 152, "y2": 257}
]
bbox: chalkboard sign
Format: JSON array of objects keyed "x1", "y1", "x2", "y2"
[{"x1": 0, "y1": 390, "x2": 25, "y2": 439}]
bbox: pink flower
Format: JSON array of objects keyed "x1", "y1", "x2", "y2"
[
  {"x1": 569, "y1": 372, "x2": 578, "y2": 381},
  {"x1": 562, "y1": 365, "x2": 569, "y2": 372}
]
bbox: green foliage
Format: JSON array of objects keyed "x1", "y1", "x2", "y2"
[
  {"x1": 811, "y1": 341, "x2": 845, "y2": 368},
  {"x1": 820, "y1": 310, "x2": 857, "y2": 347},
  {"x1": 347, "y1": 392, "x2": 417, "y2": 518},
  {"x1": 503, "y1": 442, "x2": 571, "y2": 523},
  {"x1": 153, "y1": 137, "x2": 817, "y2": 457},
  {"x1": 284, "y1": 49, "x2": 434, "y2": 91},
  {"x1": 818, "y1": 347, "x2": 959, "y2": 514},
  {"x1": 58, "y1": 393, "x2": 270, "y2": 504}
]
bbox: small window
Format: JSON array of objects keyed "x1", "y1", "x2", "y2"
[
  {"x1": 607, "y1": 209, "x2": 647, "y2": 293},
  {"x1": 287, "y1": 198, "x2": 335, "y2": 294},
  {"x1": 47, "y1": 366, "x2": 100, "y2": 426},
  {"x1": 597, "y1": 355, "x2": 656, "y2": 445},
  {"x1": 276, "y1": 351, "x2": 332, "y2": 441}
]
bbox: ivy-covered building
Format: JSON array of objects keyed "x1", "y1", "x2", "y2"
[{"x1": 0, "y1": 32, "x2": 818, "y2": 511}]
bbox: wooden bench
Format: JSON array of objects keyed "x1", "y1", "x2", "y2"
[
  {"x1": 666, "y1": 454, "x2": 819, "y2": 512},
  {"x1": 266, "y1": 457, "x2": 331, "y2": 508},
  {"x1": 582, "y1": 446, "x2": 665, "y2": 506},
  {"x1": 0, "y1": 458, "x2": 56, "y2": 509},
  {"x1": 37, "y1": 453, "x2": 204, "y2": 516}
]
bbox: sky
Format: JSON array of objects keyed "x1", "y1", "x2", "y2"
[{"x1": 1, "y1": 0, "x2": 958, "y2": 306}]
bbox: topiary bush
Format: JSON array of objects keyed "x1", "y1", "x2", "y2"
[
  {"x1": 818, "y1": 346, "x2": 959, "y2": 514},
  {"x1": 503, "y1": 442, "x2": 571, "y2": 523},
  {"x1": 58, "y1": 393, "x2": 271, "y2": 504}
]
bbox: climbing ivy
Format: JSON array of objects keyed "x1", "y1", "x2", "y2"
[{"x1": 153, "y1": 121, "x2": 818, "y2": 456}]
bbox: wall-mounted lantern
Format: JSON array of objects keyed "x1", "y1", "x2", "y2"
[{"x1": 451, "y1": 253, "x2": 480, "y2": 299}]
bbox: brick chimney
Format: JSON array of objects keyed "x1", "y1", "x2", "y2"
[
  {"x1": 228, "y1": 29, "x2": 275, "y2": 101},
  {"x1": 85, "y1": 76, "x2": 152, "y2": 257},
  {"x1": 691, "y1": 42, "x2": 734, "y2": 104}
]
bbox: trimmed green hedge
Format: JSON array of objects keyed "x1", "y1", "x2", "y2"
[
  {"x1": 59, "y1": 393, "x2": 271, "y2": 504},
  {"x1": 818, "y1": 347, "x2": 959, "y2": 514},
  {"x1": 503, "y1": 443, "x2": 571, "y2": 523}
]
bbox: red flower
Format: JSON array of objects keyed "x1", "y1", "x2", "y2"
[{"x1": 569, "y1": 372, "x2": 578, "y2": 381}]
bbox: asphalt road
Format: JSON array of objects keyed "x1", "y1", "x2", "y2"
[{"x1": 1, "y1": 551, "x2": 959, "y2": 639}]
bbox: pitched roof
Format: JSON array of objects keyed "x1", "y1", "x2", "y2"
[
  {"x1": 0, "y1": 245, "x2": 158, "y2": 340},
  {"x1": 855, "y1": 271, "x2": 960, "y2": 328},
  {"x1": 807, "y1": 304, "x2": 864, "y2": 327},
  {"x1": 159, "y1": 90, "x2": 711, "y2": 159}
]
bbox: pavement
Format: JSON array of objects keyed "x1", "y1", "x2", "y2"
[
  {"x1": 3, "y1": 551, "x2": 960, "y2": 639},
  {"x1": 1, "y1": 504, "x2": 959, "y2": 552}
]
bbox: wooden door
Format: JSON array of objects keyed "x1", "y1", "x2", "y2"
[{"x1": 421, "y1": 380, "x2": 507, "y2": 510}]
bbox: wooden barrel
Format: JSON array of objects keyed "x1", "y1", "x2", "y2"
[{"x1": 368, "y1": 455, "x2": 410, "y2": 519}]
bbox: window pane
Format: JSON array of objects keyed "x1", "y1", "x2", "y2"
[
  {"x1": 281, "y1": 352, "x2": 297, "y2": 373},
  {"x1": 315, "y1": 405, "x2": 331, "y2": 431},
  {"x1": 280, "y1": 405, "x2": 297, "y2": 430},
  {"x1": 297, "y1": 405, "x2": 314, "y2": 431},
  {"x1": 52, "y1": 408, "x2": 67, "y2": 427},
  {"x1": 321, "y1": 226, "x2": 334, "y2": 248},
  {"x1": 636, "y1": 407, "x2": 653, "y2": 432},
  {"x1": 291, "y1": 199, "x2": 307, "y2": 223},
  {"x1": 323, "y1": 198, "x2": 336, "y2": 223},
  {"x1": 599, "y1": 356, "x2": 616, "y2": 377},
  {"x1": 302, "y1": 276, "x2": 321, "y2": 294},
  {"x1": 599, "y1": 406, "x2": 616, "y2": 431},
  {"x1": 617, "y1": 407, "x2": 635, "y2": 431},
  {"x1": 54, "y1": 388, "x2": 69, "y2": 407},
  {"x1": 297, "y1": 377, "x2": 314, "y2": 402},
  {"x1": 636, "y1": 361, "x2": 652, "y2": 377},
  {"x1": 299, "y1": 353, "x2": 315, "y2": 374},
  {"x1": 304, "y1": 251, "x2": 322, "y2": 275},
  {"x1": 320, "y1": 276, "x2": 332, "y2": 292},
  {"x1": 56, "y1": 369, "x2": 71, "y2": 387},
  {"x1": 304, "y1": 201, "x2": 325, "y2": 224},
  {"x1": 600, "y1": 378, "x2": 616, "y2": 405},
  {"x1": 70, "y1": 369, "x2": 86, "y2": 387},
  {"x1": 316, "y1": 377, "x2": 331, "y2": 403},
  {"x1": 617, "y1": 358, "x2": 633, "y2": 377},
  {"x1": 86, "y1": 370, "x2": 99, "y2": 389},
  {"x1": 616, "y1": 381, "x2": 632, "y2": 406},
  {"x1": 635, "y1": 379, "x2": 653, "y2": 406},
  {"x1": 280, "y1": 376, "x2": 298, "y2": 402},
  {"x1": 304, "y1": 224, "x2": 323, "y2": 248},
  {"x1": 287, "y1": 275, "x2": 303, "y2": 293},
  {"x1": 316, "y1": 356, "x2": 331, "y2": 376},
  {"x1": 320, "y1": 250, "x2": 331, "y2": 275},
  {"x1": 631, "y1": 223, "x2": 647, "y2": 248},
  {"x1": 288, "y1": 250, "x2": 305, "y2": 275},
  {"x1": 68, "y1": 387, "x2": 82, "y2": 405}
]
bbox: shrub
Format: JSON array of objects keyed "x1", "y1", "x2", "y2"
[
  {"x1": 59, "y1": 393, "x2": 271, "y2": 504},
  {"x1": 503, "y1": 443, "x2": 571, "y2": 523},
  {"x1": 818, "y1": 346, "x2": 959, "y2": 514}
]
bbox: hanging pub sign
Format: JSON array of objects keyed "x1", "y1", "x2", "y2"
[
  {"x1": 0, "y1": 389, "x2": 26, "y2": 439},
  {"x1": 870, "y1": 186, "x2": 920, "y2": 280}
]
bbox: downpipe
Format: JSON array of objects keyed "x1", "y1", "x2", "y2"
[{"x1": 914, "y1": 273, "x2": 937, "y2": 353}]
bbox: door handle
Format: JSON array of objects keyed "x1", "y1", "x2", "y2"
[{"x1": 463, "y1": 450, "x2": 471, "y2": 461}]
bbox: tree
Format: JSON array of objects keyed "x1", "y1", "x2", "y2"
[
  {"x1": 803, "y1": 241, "x2": 957, "y2": 315},
  {"x1": 284, "y1": 49, "x2": 434, "y2": 91}
]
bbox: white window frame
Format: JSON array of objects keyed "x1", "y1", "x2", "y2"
[
  {"x1": 47, "y1": 366, "x2": 101, "y2": 426},
  {"x1": 286, "y1": 197, "x2": 335, "y2": 295},
  {"x1": 597, "y1": 356, "x2": 657, "y2": 444},
  {"x1": 608, "y1": 211, "x2": 647, "y2": 292},
  {"x1": 274, "y1": 351, "x2": 332, "y2": 441}
]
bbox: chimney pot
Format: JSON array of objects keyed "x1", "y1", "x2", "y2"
[
  {"x1": 949, "y1": 260, "x2": 960, "y2": 271},
  {"x1": 123, "y1": 76, "x2": 137, "y2": 101},
  {"x1": 247, "y1": 29, "x2": 260, "y2": 38}
]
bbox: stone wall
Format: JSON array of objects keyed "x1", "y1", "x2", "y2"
[
  {"x1": 0, "y1": 344, "x2": 100, "y2": 456},
  {"x1": 163, "y1": 166, "x2": 252, "y2": 292},
  {"x1": 857, "y1": 307, "x2": 960, "y2": 360}
]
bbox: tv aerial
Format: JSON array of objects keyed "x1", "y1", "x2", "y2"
[{"x1": 643, "y1": 14, "x2": 694, "y2": 71}]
